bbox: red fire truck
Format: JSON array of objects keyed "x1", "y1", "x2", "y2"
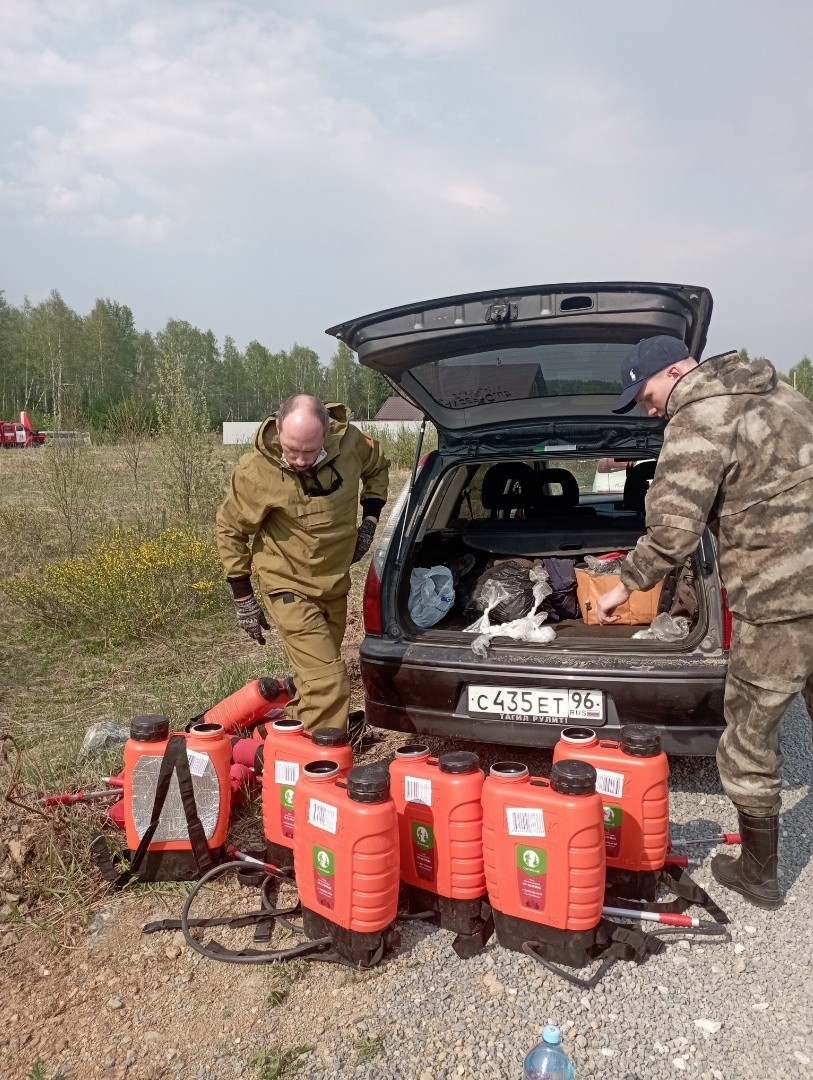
[{"x1": 0, "y1": 411, "x2": 46, "y2": 448}]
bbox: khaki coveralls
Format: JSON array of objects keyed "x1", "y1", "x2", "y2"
[{"x1": 216, "y1": 404, "x2": 390, "y2": 730}]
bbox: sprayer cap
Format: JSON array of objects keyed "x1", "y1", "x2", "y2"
[
  {"x1": 439, "y1": 751, "x2": 480, "y2": 775},
  {"x1": 550, "y1": 759, "x2": 597, "y2": 796},
  {"x1": 347, "y1": 763, "x2": 390, "y2": 803},
  {"x1": 543, "y1": 1026, "x2": 562, "y2": 1046},
  {"x1": 395, "y1": 742, "x2": 431, "y2": 758},
  {"x1": 130, "y1": 714, "x2": 170, "y2": 742},
  {"x1": 620, "y1": 724, "x2": 662, "y2": 757},
  {"x1": 257, "y1": 677, "x2": 283, "y2": 701},
  {"x1": 312, "y1": 728, "x2": 350, "y2": 747}
]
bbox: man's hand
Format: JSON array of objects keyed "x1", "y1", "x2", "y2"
[
  {"x1": 596, "y1": 581, "x2": 631, "y2": 625},
  {"x1": 352, "y1": 517, "x2": 377, "y2": 563},
  {"x1": 234, "y1": 595, "x2": 270, "y2": 644}
]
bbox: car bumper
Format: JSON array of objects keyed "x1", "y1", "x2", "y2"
[{"x1": 360, "y1": 641, "x2": 726, "y2": 757}]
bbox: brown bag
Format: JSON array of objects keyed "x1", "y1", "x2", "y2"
[{"x1": 575, "y1": 569, "x2": 664, "y2": 626}]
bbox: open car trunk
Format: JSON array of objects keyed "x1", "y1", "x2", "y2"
[{"x1": 398, "y1": 456, "x2": 707, "y2": 650}]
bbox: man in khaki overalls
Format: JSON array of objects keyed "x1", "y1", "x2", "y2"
[
  {"x1": 216, "y1": 395, "x2": 390, "y2": 732},
  {"x1": 597, "y1": 335, "x2": 813, "y2": 911}
]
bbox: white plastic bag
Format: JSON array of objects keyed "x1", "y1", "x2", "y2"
[
  {"x1": 632, "y1": 613, "x2": 690, "y2": 641},
  {"x1": 409, "y1": 565, "x2": 455, "y2": 628},
  {"x1": 465, "y1": 566, "x2": 556, "y2": 656}
]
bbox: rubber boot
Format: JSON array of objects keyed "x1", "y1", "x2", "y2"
[{"x1": 711, "y1": 811, "x2": 782, "y2": 910}]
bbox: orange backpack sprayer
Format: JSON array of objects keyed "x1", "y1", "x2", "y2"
[
  {"x1": 294, "y1": 761, "x2": 400, "y2": 967},
  {"x1": 482, "y1": 759, "x2": 617, "y2": 981},
  {"x1": 553, "y1": 725, "x2": 670, "y2": 901},
  {"x1": 261, "y1": 720, "x2": 354, "y2": 865},
  {"x1": 118, "y1": 715, "x2": 232, "y2": 881},
  {"x1": 193, "y1": 676, "x2": 295, "y2": 735},
  {"x1": 389, "y1": 744, "x2": 493, "y2": 956}
]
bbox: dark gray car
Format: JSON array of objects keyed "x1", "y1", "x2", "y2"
[{"x1": 328, "y1": 282, "x2": 729, "y2": 755}]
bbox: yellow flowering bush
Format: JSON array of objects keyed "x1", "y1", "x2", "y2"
[{"x1": 1, "y1": 526, "x2": 224, "y2": 644}]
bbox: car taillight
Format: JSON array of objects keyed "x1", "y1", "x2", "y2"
[
  {"x1": 720, "y1": 586, "x2": 732, "y2": 650},
  {"x1": 363, "y1": 560, "x2": 383, "y2": 636}
]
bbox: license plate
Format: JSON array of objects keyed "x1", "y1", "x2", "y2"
[{"x1": 467, "y1": 685, "x2": 604, "y2": 724}]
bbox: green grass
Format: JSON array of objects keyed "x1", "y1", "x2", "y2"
[
  {"x1": 27, "y1": 1062, "x2": 48, "y2": 1080},
  {"x1": 248, "y1": 1045, "x2": 314, "y2": 1079},
  {"x1": 354, "y1": 1035, "x2": 385, "y2": 1063},
  {"x1": 0, "y1": 442, "x2": 404, "y2": 948}
]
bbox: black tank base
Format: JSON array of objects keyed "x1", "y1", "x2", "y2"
[
  {"x1": 493, "y1": 909, "x2": 599, "y2": 969},
  {"x1": 128, "y1": 846, "x2": 226, "y2": 883},
  {"x1": 606, "y1": 867, "x2": 661, "y2": 903},
  {"x1": 401, "y1": 884, "x2": 494, "y2": 958},
  {"x1": 301, "y1": 906, "x2": 400, "y2": 968},
  {"x1": 264, "y1": 840, "x2": 295, "y2": 874}
]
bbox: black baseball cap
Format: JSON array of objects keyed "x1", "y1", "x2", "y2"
[{"x1": 613, "y1": 335, "x2": 691, "y2": 414}]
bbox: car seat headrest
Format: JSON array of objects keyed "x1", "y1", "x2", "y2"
[
  {"x1": 533, "y1": 468, "x2": 580, "y2": 507},
  {"x1": 622, "y1": 460, "x2": 657, "y2": 514},
  {"x1": 480, "y1": 462, "x2": 537, "y2": 513}
]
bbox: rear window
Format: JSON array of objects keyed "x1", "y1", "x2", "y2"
[{"x1": 411, "y1": 343, "x2": 631, "y2": 410}]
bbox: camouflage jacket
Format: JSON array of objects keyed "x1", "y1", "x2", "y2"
[
  {"x1": 216, "y1": 404, "x2": 390, "y2": 601},
  {"x1": 621, "y1": 353, "x2": 813, "y2": 623}
]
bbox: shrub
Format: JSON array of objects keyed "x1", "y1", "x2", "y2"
[{"x1": 1, "y1": 526, "x2": 224, "y2": 645}]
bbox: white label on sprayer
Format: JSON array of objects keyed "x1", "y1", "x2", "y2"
[
  {"x1": 404, "y1": 776, "x2": 432, "y2": 806},
  {"x1": 186, "y1": 750, "x2": 209, "y2": 777},
  {"x1": 506, "y1": 807, "x2": 546, "y2": 837},
  {"x1": 275, "y1": 760, "x2": 300, "y2": 786},
  {"x1": 595, "y1": 769, "x2": 625, "y2": 799},
  {"x1": 308, "y1": 798, "x2": 338, "y2": 834}
]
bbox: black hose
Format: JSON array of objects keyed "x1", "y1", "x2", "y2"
[{"x1": 180, "y1": 860, "x2": 330, "y2": 964}]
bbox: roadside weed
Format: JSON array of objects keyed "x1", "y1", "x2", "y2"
[
  {"x1": 249, "y1": 1045, "x2": 314, "y2": 1079},
  {"x1": 354, "y1": 1035, "x2": 385, "y2": 1063},
  {"x1": 27, "y1": 1060, "x2": 48, "y2": 1080}
]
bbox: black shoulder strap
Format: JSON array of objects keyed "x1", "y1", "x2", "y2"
[{"x1": 93, "y1": 734, "x2": 216, "y2": 889}]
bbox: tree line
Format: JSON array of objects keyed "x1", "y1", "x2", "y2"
[
  {"x1": 2, "y1": 290, "x2": 812, "y2": 433},
  {"x1": 0, "y1": 289, "x2": 392, "y2": 432}
]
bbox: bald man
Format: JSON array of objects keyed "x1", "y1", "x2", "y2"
[{"x1": 216, "y1": 395, "x2": 390, "y2": 732}]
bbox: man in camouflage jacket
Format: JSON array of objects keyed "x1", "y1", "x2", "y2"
[
  {"x1": 598, "y1": 335, "x2": 813, "y2": 910},
  {"x1": 216, "y1": 395, "x2": 389, "y2": 732}
]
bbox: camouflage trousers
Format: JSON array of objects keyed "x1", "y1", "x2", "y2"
[
  {"x1": 717, "y1": 615, "x2": 813, "y2": 815},
  {"x1": 265, "y1": 591, "x2": 350, "y2": 732}
]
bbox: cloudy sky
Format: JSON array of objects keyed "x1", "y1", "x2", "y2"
[{"x1": 2, "y1": 0, "x2": 812, "y2": 368}]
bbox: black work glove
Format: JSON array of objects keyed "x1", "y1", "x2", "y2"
[
  {"x1": 352, "y1": 518, "x2": 377, "y2": 564},
  {"x1": 234, "y1": 595, "x2": 270, "y2": 645}
]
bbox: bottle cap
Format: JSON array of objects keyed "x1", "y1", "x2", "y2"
[
  {"x1": 258, "y1": 677, "x2": 283, "y2": 701},
  {"x1": 347, "y1": 764, "x2": 390, "y2": 803},
  {"x1": 395, "y1": 743, "x2": 431, "y2": 759},
  {"x1": 130, "y1": 715, "x2": 169, "y2": 742},
  {"x1": 550, "y1": 759, "x2": 596, "y2": 796},
  {"x1": 543, "y1": 1025, "x2": 562, "y2": 1045},
  {"x1": 312, "y1": 728, "x2": 350, "y2": 747},
  {"x1": 621, "y1": 724, "x2": 661, "y2": 757},
  {"x1": 439, "y1": 751, "x2": 480, "y2": 775},
  {"x1": 489, "y1": 761, "x2": 529, "y2": 780}
]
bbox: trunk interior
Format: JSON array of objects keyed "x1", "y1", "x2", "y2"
[{"x1": 399, "y1": 456, "x2": 705, "y2": 648}]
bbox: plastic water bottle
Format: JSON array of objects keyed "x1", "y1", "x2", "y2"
[{"x1": 522, "y1": 1025, "x2": 574, "y2": 1080}]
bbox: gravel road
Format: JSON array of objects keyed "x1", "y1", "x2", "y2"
[{"x1": 2, "y1": 700, "x2": 811, "y2": 1080}]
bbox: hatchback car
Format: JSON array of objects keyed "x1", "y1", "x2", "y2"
[{"x1": 327, "y1": 281, "x2": 729, "y2": 755}]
